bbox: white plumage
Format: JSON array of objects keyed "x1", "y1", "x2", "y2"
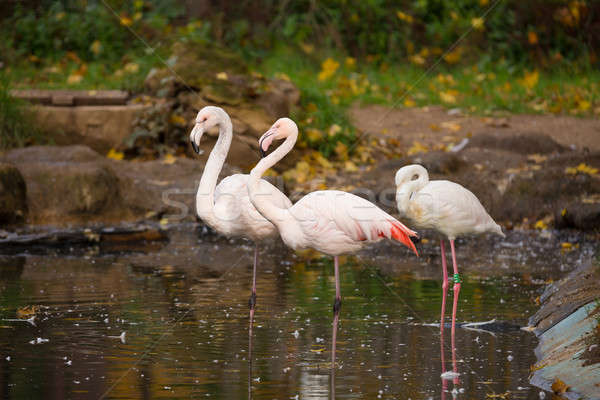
[
  {"x1": 248, "y1": 118, "x2": 418, "y2": 313},
  {"x1": 189, "y1": 106, "x2": 292, "y2": 326},
  {"x1": 395, "y1": 163, "x2": 504, "y2": 347},
  {"x1": 395, "y1": 164, "x2": 503, "y2": 240}
]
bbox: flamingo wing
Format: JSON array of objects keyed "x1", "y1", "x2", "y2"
[
  {"x1": 292, "y1": 190, "x2": 418, "y2": 255},
  {"x1": 214, "y1": 174, "x2": 292, "y2": 239},
  {"x1": 418, "y1": 181, "x2": 498, "y2": 236}
]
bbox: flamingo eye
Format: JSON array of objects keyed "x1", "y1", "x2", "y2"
[{"x1": 411, "y1": 174, "x2": 419, "y2": 181}]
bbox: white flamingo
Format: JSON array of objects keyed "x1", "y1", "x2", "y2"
[
  {"x1": 189, "y1": 106, "x2": 292, "y2": 327},
  {"x1": 394, "y1": 164, "x2": 504, "y2": 344},
  {"x1": 248, "y1": 118, "x2": 419, "y2": 318}
]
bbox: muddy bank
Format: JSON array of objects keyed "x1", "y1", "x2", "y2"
[{"x1": 528, "y1": 262, "x2": 600, "y2": 399}]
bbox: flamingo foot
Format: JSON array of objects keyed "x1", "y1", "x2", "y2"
[{"x1": 333, "y1": 297, "x2": 342, "y2": 314}]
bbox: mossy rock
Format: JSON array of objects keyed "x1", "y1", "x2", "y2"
[{"x1": 0, "y1": 163, "x2": 27, "y2": 225}]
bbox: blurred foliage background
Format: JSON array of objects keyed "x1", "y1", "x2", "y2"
[{"x1": 0, "y1": 0, "x2": 598, "y2": 154}]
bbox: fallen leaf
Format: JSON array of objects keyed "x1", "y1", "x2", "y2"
[
  {"x1": 439, "y1": 91, "x2": 458, "y2": 104},
  {"x1": 124, "y1": 62, "x2": 139, "y2": 74},
  {"x1": 471, "y1": 17, "x2": 485, "y2": 30},
  {"x1": 17, "y1": 305, "x2": 38, "y2": 319},
  {"x1": 344, "y1": 161, "x2": 359, "y2": 172},
  {"x1": 551, "y1": 378, "x2": 570, "y2": 394},
  {"x1": 161, "y1": 154, "x2": 177, "y2": 165},
  {"x1": 328, "y1": 124, "x2": 342, "y2": 137},
  {"x1": 440, "y1": 121, "x2": 461, "y2": 132},
  {"x1": 521, "y1": 70, "x2": 539, "y2": 90},
  {"x1": 403, "y1": 98, "x2": 416, "y2": 107},
  {"x1": 169, "y1": 113, "x2": 186, "y2": 126},
  {"x1": 90, "y1": 40, "x2": 102, "y2": 55},
  {"x1": 216, "y1": 72, "x2": 228, "y2": 80},
  {"x1": 534, "y1": 220, "x2": 548, "y2": 230},
  {"x1": 565, "y1": 163, "x2": 598, "y2": 176},
  {"x1": 528, "y1": 31, "x2": 538, "y2": 45},
  {"x1": 67, "y1": 73, "x2": 83, "y2": 84},
  {"x1": 318, "y1": 58, "x2": 340, "y2": 81},
  {"x1": 106, "y1": 148, "x2": 124, "y2": 160},
  {"x1": 527, "y1": 154, "x2": 547, "y2": 163}
]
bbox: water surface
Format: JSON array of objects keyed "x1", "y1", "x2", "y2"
[{"x1": 0, "y1": 226, "x2": 595, "y2": 399}]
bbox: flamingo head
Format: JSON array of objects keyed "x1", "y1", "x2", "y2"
[
  {"x1": 189, "y1": 106, "x2": 225, "y2": 154},
  {"x1": 258, "y1": 117, "x2": 297, "y2": 157},
  {"x1": 394, "y1": 164, "x2": 429, "y2": 187}
]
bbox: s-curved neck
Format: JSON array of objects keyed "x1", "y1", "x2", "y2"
[
  {"x1": 248, "y1": 132, "x2": 297, "y2": 228},
  {"x1": 196, "y1": 114, "x2": 233, "y2": 224}
]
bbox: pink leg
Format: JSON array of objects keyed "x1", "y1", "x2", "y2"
[
  {"x1": 249, "y1": 244, "x2": 258, "y2": 336},
  {"x1": 331, "y1": 308, "x2": 339, "y2": 398},
  {"x1": 450, "y1": 239, "x2": 461, "y2": 356},
  {"x1": 440, "y1": 311, "x2": 447, "y2": 400},
  {"x1": 440, "y1": 240, "x2": 449, "y2": 335},
  {"x1": 333, "y1": 256, "x2": 341, "y2": 313}
]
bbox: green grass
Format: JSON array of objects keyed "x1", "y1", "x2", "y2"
[{"x1": 0, "y1": 74, "x2": 41, "y2": 150}]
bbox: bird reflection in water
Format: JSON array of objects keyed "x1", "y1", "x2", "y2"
[
  {"x1": 330, "y1": 308, "x2": 340, "y2": 398},
  {"x1": 441, "y1": 319, "x2": 460, "y2": 399}
]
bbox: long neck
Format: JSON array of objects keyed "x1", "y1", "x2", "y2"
[
  {"x1": 196, "y1": 116, "x2": 233, "y2": 224},
  {"x1": 248, "y1": 132, "x2": 297, "y2": 228},
  {"x1": 397, "y1": 172, "x2": 429, "y2": 213}
]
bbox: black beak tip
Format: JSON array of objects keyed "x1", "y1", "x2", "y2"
[
  {"x1": 191, "y1": 140, "x2": 200, "y2": 154},
  {"x1": 259, "y1": 147, "x2": 267, "y2": 158}
]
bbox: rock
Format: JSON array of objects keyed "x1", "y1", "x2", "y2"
[
  {"x1": 555, "y1": 202, "x2": 600, "y2": 231},
  {"x1": 32, "y1": 104, "x2": 151, "y2": 154},
  {"x1": 468, "y1": 133, "x2": 566, "y2": 154},
  {"x1": 0, "y1": 163, "x2": 27, "y2": 225},
  {"x1": 257, "y1": 79, "x2": 301, "y2": 118}
]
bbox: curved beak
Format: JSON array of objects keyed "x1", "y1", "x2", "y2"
[
  {"x1": 258, "y1": 127, "x2": 277, "y2": 158},
  {"x1": 189, "y1": 123, "x2": 204, "y2": 154}
]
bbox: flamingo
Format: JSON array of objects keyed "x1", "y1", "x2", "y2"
[
  {"x1": 189, "y1": 106, "x2": 292, "y2": 330},
  {"x1": 247, "y1": 118, "x2": 419, "y2": 319},
  {"x1": 394, "y1": 164, "x2": 504, "y2": 350}
]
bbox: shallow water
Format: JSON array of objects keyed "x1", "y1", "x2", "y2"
[{"x1": 0, "y1": 225, "x2": 596, "y2": 399}]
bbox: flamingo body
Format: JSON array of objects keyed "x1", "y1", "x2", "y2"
[
  {"x1": 278, "y1": 189, "x2": 418, "y2": 256},
  {"x1": 395, "y1": 165, "x2": 503, "y2": 240},
  {"x1": 395, "y1": 164, "x2": 503, "y2": 356},
  {"x1": 211, "y1": 173, "x2": 292, "y2": 241}
]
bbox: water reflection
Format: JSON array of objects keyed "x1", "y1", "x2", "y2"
[{"x1": 0, "y1": 227, "x2": 584, "y2": 399}]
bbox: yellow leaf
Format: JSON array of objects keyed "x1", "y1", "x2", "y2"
[
  {"x1": 561, "y1": 208, "x2": 567, "y2": 216},
  {"x1": 521, "y1": 70, "x2": 539, "y2": 90},
  {"x1": 107, "y1": 148, "x2": 124, "y2": 160},
  {"x1": 345, "y1": 57, "x2": 356, "y2": 67},
  {"x1": 335, "y1": 142, "x2": 349, "y2": 160},
  {"x1": 17, "y1": 305, "x2": 38, "y2": 318},
  {"x1": 133, "y1": 11, "x2": 142, "y2": 21},
  {"x1": 410, "y1": 54, "x2": 426, "y2": 65},
  {"x1": 527, "y1": 154, "x2": 547, "y2": 163},
  {"x1": 55, "y1": 11, "x2": 66, "y2": 21},
  {"x1": 318, "y1": 58, "x2": 340, "y2": 81},
  {"x1": 439, "y1": 91, "x2": 457, "y2": 104},
  {"x1": 300, "y1": 43, "x2": 314, "y2": 54},
  {"x1": 403, "y1": 98, "x2": 416, "y2": 107},
  {"x1": 344, "y1": 161, "x2": 359, "y2": 172},
  {"x1": 159, "y1": 218, "x2": 169, "y2": 226},
  {"x1": 90, "y1": 40, "x2": 102, "y2": 55},
  {"x1": 471, "y1": 17, "x2": 485, "y2": 30},
  {"x1": 396, "y1": 11, "x2": 414, "y2": 23},
  {"x1": 561, "y1": 242, "x2": 573, "y2": 250},
  {"x1": 551, "y1": 378, "x2": 570, "y2": 394},
  {"x1": 408, "y1": 141, "x2": 428, "y2": 155},
  {"x1": 328, "y1": 124, "x2": 342, "y2": 137},
  {"x1": 528, "y1": 31, "x2": 538, "y2": 45},
  {"x1": 216, "y1": 72, "x2": 228, "y2": 80},
  {"x1": 313, "y1": 152, "x2": 333, "y2": 169},
  {"x1": 67, "y1": 73, "x2": 83, "y2": 84},
  {"x1": 310, "y1": 348, "x2": 326, "y2": 353},
  {"x1": 274, "y1": 72, "x2": 290, "y2": 81},
  {"x1": 440, "y1": 121, "x2": 461, "y2": 132},
  {"x1": 161, "y1": 154, "x2": 177, "y2": 165},
  {"x1": 534, "y1": 220, "x2": 547, "y2": 230},
  {"x1": 120, "y1": 15, "x2": 133, "y2": 26},
  {"x1": 169, "y1": 113, "x2": 186, "y2": 126},
  {"x1": 565, "y1": 163, "x2": 598, "y2": 176},
  {"x1": 443, "y1": 47, "x2": 462, "y2": 64},
  {"x1": 577, "y1": 100, "x2": 591, "y2": 111},
  {"x1": 124, "y1": 62, "x2": 139, "y2": 74},
  {"x1": 306, "y1": 128, "x2": 323, "y2": 142}
]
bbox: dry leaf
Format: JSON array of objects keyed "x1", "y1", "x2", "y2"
[
  {"x1": 527, "y1": 154, "x2": 547, "y2": 164},
  {"x1": 107, "y1": 148, "x2": 124, "y2": 160},
  {"x1": 551, "y1": 378, "x2": 570, "y2": 394},
  {"x1": 216, "y1": 72, "x2": 228, "y2": 80},
  {"x1": 161, "y1": 154, "x2": 177, "y2": 165}
]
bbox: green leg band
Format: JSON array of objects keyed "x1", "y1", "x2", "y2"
[{"x1": 453, "y1": 273, "x2": 462, "y2": 284}]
